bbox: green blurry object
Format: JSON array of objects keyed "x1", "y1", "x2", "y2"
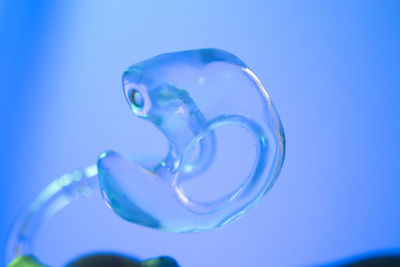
[
  {"x1": 7, "y1": 256, "x2": 49, "y2": 267},
  {"x1": 7, "y1": 254, "x2": 179, "y2": 267}
]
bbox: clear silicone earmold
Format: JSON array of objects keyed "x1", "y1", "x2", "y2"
[{"x1": 97, "y1": 48, "x2": 285, "y2": 233}]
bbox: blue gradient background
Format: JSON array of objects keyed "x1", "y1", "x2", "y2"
[{"x1": 1, "y1": 1, "x2": 399, "y2": 266}]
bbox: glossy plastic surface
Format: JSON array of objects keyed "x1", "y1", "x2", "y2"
[{"x1": 98, "y1": 48, "x2": 285, "y2": 232}]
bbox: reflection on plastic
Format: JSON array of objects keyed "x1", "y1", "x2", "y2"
[{"x1": 98, "y1": 48, "x2": 285, "y2": 232}]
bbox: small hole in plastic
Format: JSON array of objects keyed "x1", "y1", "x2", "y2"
[{"x1": 130, "y1": 89, "x2": 144, "y2": 110}]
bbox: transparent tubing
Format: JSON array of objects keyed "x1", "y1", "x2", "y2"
[
  {"x1": 5, "y1": 48, "x2": 286, "y2": 262},
  {"x1": 4, "y1": 165, "x2": 99, "y2": 265}
]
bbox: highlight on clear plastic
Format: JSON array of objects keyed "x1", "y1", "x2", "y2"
[{"x1": 5, "y1": 48, "x2": 285, "y2": 266}]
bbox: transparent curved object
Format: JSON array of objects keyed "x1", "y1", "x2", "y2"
[
  {"x1": 5, "y1": 48, "x2": 285, "y2": 266},
  {"x1": 5, "y1": 167, "x2": 99, "y2": 265},
  {"x1": 98, "y1": 48, "x2": 285, "y2": 233}
]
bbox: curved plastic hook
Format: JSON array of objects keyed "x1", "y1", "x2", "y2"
[
  {"x1": 97, "y1": 48, "x2": 285, "y2": 233},
  {"x1": 5, "y1": 49, "x2": 285, "y2": 266}
]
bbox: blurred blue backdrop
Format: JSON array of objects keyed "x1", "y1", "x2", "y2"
[{"x1": 1, "y1": 1, "x2": 399, "y2": 266}]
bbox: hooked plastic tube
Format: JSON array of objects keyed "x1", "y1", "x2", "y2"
[{"x1": 5, "y1": 48, "x2": 285, "y2": 265}]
